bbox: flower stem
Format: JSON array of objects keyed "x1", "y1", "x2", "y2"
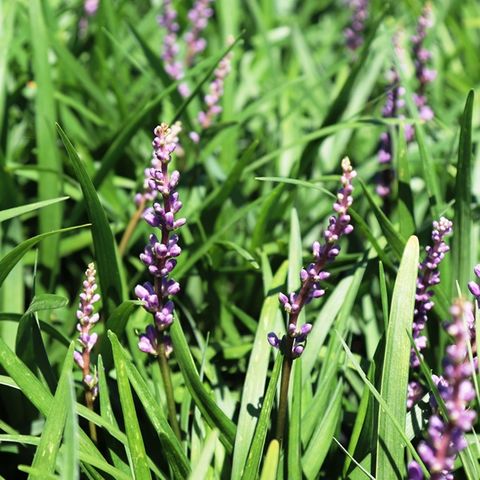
[
  {"x1": 275, "y1": 351, "x2": 293, "y2": 443},
  {"x1": 118, "y1": 198, "x2": 146, "y2": 256},
  {"x1": 85, "y1": 390, "x2": 98, "y2": 443},
  {"x1": 157, "y1": 336, "x2": 182, "y2": 441}
]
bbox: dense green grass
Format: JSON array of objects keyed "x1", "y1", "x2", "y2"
[{"x1": 1, "y1": 0, "x2": 480, "y2": 478}]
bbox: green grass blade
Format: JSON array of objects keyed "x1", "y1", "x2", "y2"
[
  {"x1": 188, "y1": 429, "x2": 219, "y2": 480},
  {"x1": 170, "y1": 319, "x2": 236, "y2": 451},
  {"x1": 231, "y1": 261, "x2": 288, "y2": 480},
  {"x1": 29, "y1": 343, "x2": 75, "y2": 478},
  {"x1": 241, "y1": 353, "x2": 283, "y2": 480},
  {"x1": 396, "y1": 128, "x2": 415, "y2": 239},
  {"x1": 359, "y1": 178, "x2": 406, "y2": 259},
  {"x1": 452, "y1": 90, "x2": 474, "y2": 293},
  {"x1": 376, "y1": 236, "x2": 419, "y2": 479},
  {"x1": 0, "y1": 225, "x2": 87, "y2": 288},
  {"x1": 57, "y1": 124, "x2": 123, "y2": 318},
  {"x1": 61, "y1": 374, "x2": 80, "y2": 480},
  {"x1": 29, "y1": 0, "x2": 62, "y2": 273},
  {"x1": 111, "y1": 335, "x2": 191, "y2": 479},
  {"x1": 0, "y1": 197, "x2": 69, "y2": 223},
  {"x1": 108, "y1": 331, "x2": 151, "y2": 480},
  {"x1": 302, "y1": 381, "x2": 343, "y2": 479}
]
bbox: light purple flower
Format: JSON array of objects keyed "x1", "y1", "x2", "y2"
[
  {"x1": 268, "y1": 158, "x2": 356, "y2": 358},
  {"x1": 84, "y1": 0, "x2": 99, "y2": 16},
  {"x1": 344, "y1": 0, "x2": 368, "y2": 51},
  {"x1": 136, "y1": 123, "x2": 186, "y2": 357},
  {"x1": 197, "y1": 49, "x2": 233, "y2": 132},
  {"x1": 468, "y1": 264, "x2": 480, "y2": 301},
  {"x1": 185, "y1": 0, "x2": 213, "y2": 66},
  {"x1": 74, "y1": 262, "x2": 100, "y2": 400},
  {"x1": 409, "y1": 299, "x2": 477, "y2": 480}
]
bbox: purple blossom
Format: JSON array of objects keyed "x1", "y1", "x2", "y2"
[
  {"x1": 467, "y1": 264, "x2": 480, "y2": 302},
  {"x1": 136, "y1": 123, "x2": 185, "y2": 357},
  {"x1": 409, "y1": 299, "x2": 477, "y2": 480},
  {"x1": 185, "y1": 0, "x2": 213, "y2": 66},
  {"x1": 135, "y1": 122, "x2": 182, "y2": 207},
  {"x1": 344, "y1": 0, "x2": 368, "y2": 51},
  {"x1": 84, "y1": 0, "x2": 99, "y2": 16},
  {"x1": 411, "y1": 218, "x2": 453, "y2": 368},
  {"x1": 198, "y1": 50, "x2": 232, "y2": 130},
  {"x1": 268, "y1": 158, "x2": 356, "y2": 358},
  {"x1": 158, "y1": 1, "x2": 188, "y2": 96},
  {"x1": 412, "y1": 5, "x2": 436, "y2": 123},
  {"x1": 74, "y1": 263, "x2": 100, "y2": 400}
]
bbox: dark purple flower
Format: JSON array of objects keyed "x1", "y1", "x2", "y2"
[
  {"x1": 74, "y1": 263, "x2": 100, "y2": 400},
  {"x1": 344, "y1": 0, "x2": 368, "y2": 51},
  {"x1": 268, "y1": 158, "x2": 356, "y2": 358},
  {"x1": 410, "y1": 299, "x2": 477, "y2": 480},
  {"x1": 136, "y1": 123, "x2": 186, "y2": 357}
]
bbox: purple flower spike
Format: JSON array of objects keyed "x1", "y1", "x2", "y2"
[
  {"x1": 411, "y1": 299, "x2": 477, "y2": 479},
  {"x1": 158, "y1": 1, "x2": 187, "y2": 95},
  {"x1": 185, "y1": 0, "x2": 213, "y2": 66},
  {"x1": 344, "y1": 0, "x2": 369, "y2": 51},
  {"x1": 268, "y1": 158, "x2": 356, "y2": 359},
  {"x1": 137, "y1": 123, "x2": 186, "y2": 357},
  {"x1": 411, "y1": 218, "x2": 453, "y2": 368},
  {"x1": 412, "y1": 5, "x2": 436, "y2": 124},
  {"x1": 198, "y1": 49, "x2": 233, "y2": 131},
  {"x1": 74, "y1": 263, "x2": 100, "y2": 401}
]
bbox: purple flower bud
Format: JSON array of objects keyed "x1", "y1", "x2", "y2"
[{"x1": 267, "y1": 332, "x2": 280, "y2": 348}]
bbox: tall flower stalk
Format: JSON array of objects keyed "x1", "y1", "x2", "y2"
[
  {"x1": 408, "y1": 299, "x2": 477, "y2": 480},
  {"x1": 411, "y1": 4, "x2": 436, "y2": 124},
  {"x1": 190, "y1": 47, "x2": 233, "y2": 143},
  {"x1": 344, "y1": 0, "x2": 368, "y2": 52},
  {"x1": 268, "y1": 157, "x2": 356, "y2": 442},
  {"x1": 118, "y1": 122, "x2": 182, "y2": 256},
  {"x1": 135, "y1": 123, "x2": 185, "y2": 440},
  {"x1": 185, "y1": 0, "x2": 213, "y2": 66},
  {"x1": 408, "y1": 218, "x2": 453, "y2": 408},
  {"x1": 73, "y1": 262, "x2": 100, "y2": 441}
]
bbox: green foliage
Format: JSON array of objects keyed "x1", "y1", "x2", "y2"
[{"x1": 1, "y1": 1, "x2": 480, "y2": 479}]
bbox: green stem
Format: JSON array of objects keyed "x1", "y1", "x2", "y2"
[
  {"x1": 275, "y1": 351, "x2": 293, "y2": 444},
  {"x1": 85, "y1": 390, "x2": 98, "y2": 443},
  {"x1": 157, "y1": 338, "x2": 182, "y2": 441}
]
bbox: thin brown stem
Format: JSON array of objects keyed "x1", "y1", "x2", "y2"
[
  {"x1": 157, "y1": 337, "x2": 182, "y2": 441},
  {"x1": 118, "y1": 198, "x2": 146, "y2": 256}
]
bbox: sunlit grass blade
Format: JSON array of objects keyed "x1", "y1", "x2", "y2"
[
  {"x1": 57, "y1": 124, "x2": 124, "y2": 318},
  {"x1": 188, "y1": 429, "x2": 219, "y2": 480},
  {"x1": 451, "y1": 90, "x2": 474, "y2": 294},
  {"x1": 29, "y1": 343, "x2": 74, "y2": 477},
  {"x1": 232, "y1": 261, "x2": 288, "y2": 479},
  {"x1": 170, "y1": 319, "x2": 236, "y2": 451},
  {"x1": 0, "y1": 225, "x2": 87, "y2": 288},
  {"x1": 61, "y1": 374, "x2": 80, "y2": 480},
  {"x1": 29, "y1": 0, "x2": 62, "y2": 274},
  {"x1": 376, "y1": 236, "x2": 419, "y2": 479},
  {"x1": 0, "y1": 197, "x2": 69, "y2": 223},
  {"x1": 288, "y1": 360, "x2": 302, "y2": 480},
  {"x1": 340, "y1": 335, "x2": 429, "y2": 477},
  {"x1": 302, "y1": 381, "x2": 343, "y2": 479},
  {"x1": 108, "y1": 331, "x2": 151, "y2": 480},
  {"x1": 0, "y1": 225, "x2": 88, "y2": 287},
  {"x1": 241, "y1": 353, "x2": 282, "y2": 480},
  {"x1": 109, "y1": 334, "x2": 191, "y2": 479},
  {"x1": 359, "y1": 178, "x2": 406, "y2": 259}
]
